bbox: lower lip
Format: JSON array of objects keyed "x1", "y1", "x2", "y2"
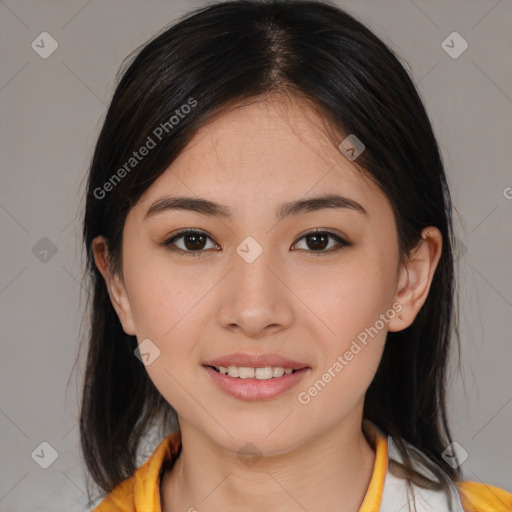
[{"x1": 203, "y1": 366, "x2": 310, "y2": 401}]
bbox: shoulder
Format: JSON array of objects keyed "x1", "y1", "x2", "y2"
[
  {"x1": 92, "y1": 476, "x2": 136, "y2": 512},
  {"x1": 456, "y1": 481, "x2": 512, "y2": 512},
  {"x1": 91, "y1": 432, "x2": 181, "y2": 512},
  {"x1": 382, "y1": 430, "x2": 511, "y2": 512}
]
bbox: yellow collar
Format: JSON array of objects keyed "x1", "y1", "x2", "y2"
[{"x1": 359, "y1": 419, "x2": 389, "y2": 511}]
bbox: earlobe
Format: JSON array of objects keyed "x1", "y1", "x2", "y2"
[
  {"x1": 92, "y1": 236, "x2": 137, "y2": 336},
  {"x1": 388, "y1": 227, "x2": 443, "y2": 332}
]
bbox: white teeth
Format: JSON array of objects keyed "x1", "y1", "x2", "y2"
[
  {"x1": 255, "y1": 367, "x2": 272, "y2": 379},
  {"x1": 238, "y1": 366, "x2": 255, "y2": 379},
  {"x1": 272, "y1": 366, "x2": 285, "y2": 378},
  {"x1": 226, "y1": 366, "x2": 239, "y2": 378},
  {"x1": 216, "y1": 365, "x2": 296, "y2": 379}
]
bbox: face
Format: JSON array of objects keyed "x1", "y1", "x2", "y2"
[{"x1": 94, "y1": 94, "x2": 432, "y2": 456}]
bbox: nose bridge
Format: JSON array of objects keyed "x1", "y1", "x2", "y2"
[
  {"x1": 233, "y1": 235, "x2": 280, "y2": 301},
  {"x1": 217, "y1": 235, "x2": 293, "y2": 336}
]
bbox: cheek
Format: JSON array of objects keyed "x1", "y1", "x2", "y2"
[
  {"x1": 124, "y1": 245, "x2": 210, "y2": 338},
  {"x1": 300, "y1": 255, "x2": 396, "y2": 348},
  {"x1": 295, "y1": 262, "x2": 393, "y2": 414},
  {"x1": 297, "y1": 250, "x2": 396, "y2": 410},
  {"x1": 123, "y1": 250, "x2": 217, "y2": 397},
  {"x1": 123, "y1": 251, "x2": 209, "y2": 412}
]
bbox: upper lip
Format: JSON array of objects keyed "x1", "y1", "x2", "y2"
[{"x1": 203, "y1": 352, "x2": 309, "y2": 370}]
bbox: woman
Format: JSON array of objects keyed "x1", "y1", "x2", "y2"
[{"x1": 79, "y1": 1, "x2": 512, "y2": 510}]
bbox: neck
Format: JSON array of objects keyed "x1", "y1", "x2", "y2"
[{"x1": 161, "y1": 412, "x2": 376, "y2": 512}]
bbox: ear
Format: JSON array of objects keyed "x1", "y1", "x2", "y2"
[
  {"x1": 91, "y1": 235, "x2": 137, "y2": 336},
  {"x1": 388, "y1": 227, "x2": 443, "y2": 332}
]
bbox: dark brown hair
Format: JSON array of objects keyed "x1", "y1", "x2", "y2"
[{"x1": 78, "y1": 0, "x2": 461, "y2": 505}]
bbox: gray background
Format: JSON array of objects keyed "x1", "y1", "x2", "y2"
[{"x1": 1, "y1": 0, "x2": 511, "y2": 510}]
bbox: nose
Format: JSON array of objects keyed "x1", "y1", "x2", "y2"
[{"x1": 216, "y1": 247, "x2": 295, "y2": 339}]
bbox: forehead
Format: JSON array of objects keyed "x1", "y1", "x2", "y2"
[{"x1": 133, "y1": 95, "x2": 390, "y2": 222}]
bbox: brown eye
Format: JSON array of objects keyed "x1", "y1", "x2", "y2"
[
  {"x1": 305, "y1": 233, "x2": 329, "y2": 250},
  {"x1": 181, "y1": 232, "x2": 207, "y2": 251},
  {"x1": 292, "y1": 230, "x2": 350, "y2": 254},
  {"x1": 162, "y1": 229, "x2": 219, "y2": 257}
]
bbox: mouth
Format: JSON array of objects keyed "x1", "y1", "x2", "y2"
[{"x1": 202, "y1": 356, "x2": 310, "y2": 400}]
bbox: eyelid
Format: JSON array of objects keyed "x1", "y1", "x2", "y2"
[
  {"x1": 160, "y1": 228, "x2": 219, "y2": 255},
  {"x1": 292, "y1": 228, "x2": 352, "y2": 254}
]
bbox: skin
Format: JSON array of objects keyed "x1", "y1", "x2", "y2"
[{"x1": 93, "y1": 94, "x2": 442, "y2": 512}]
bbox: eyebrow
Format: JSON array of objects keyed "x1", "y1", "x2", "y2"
[{"x1": 144, "y1": 193, "x2": 367, "y2": 222}]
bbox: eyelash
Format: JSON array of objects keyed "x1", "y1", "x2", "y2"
[{"x1": 160, "y1": 228, "x2": 351, "y2": 258}]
